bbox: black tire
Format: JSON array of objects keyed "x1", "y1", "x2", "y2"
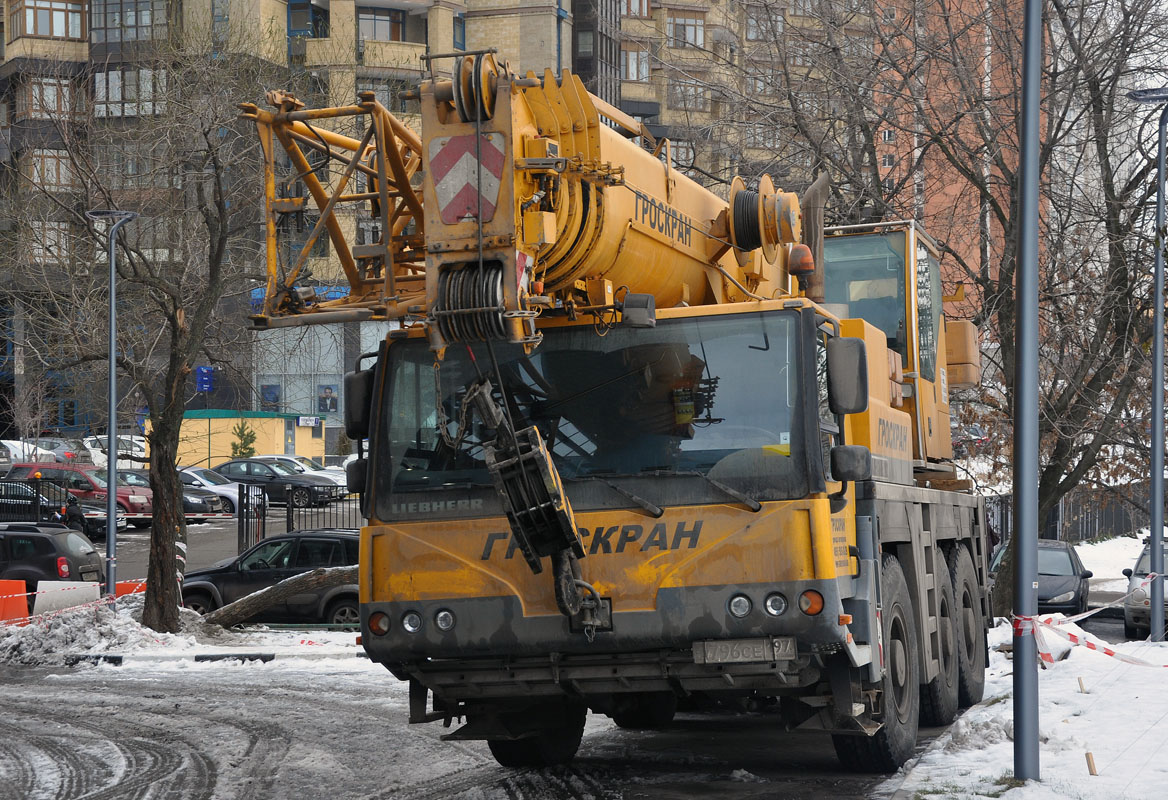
[
  {"x1": 326, "y1": 597, "x2": 360, "y2": 626},
  {"x1": 221, "y1": 497, "x2": 235, "y2": 514},
  {"x1": 948, "y1": 544, "x2": 987, "y2": 707},
  {"x1": 832, "y1": 553, "x2": 920, "y2": 773},
  {"x1": 612, "y1": 692, "x2": 678, "y2": 729},
  {"x1": 920, "y1": 563, "x2": 960, "y2": 727},
  {"x1": 486, "y1": 704, "x2": 586, "y2": 767},
  {"x1": 183, "y1": 591, "x2": 216, "y2": 615},
  {"x1": 131, "y1": 520, "x2": 151, "y2": 529},
  {"x1": 290, "y1": 487, "x2": 311, "y2": 508}
]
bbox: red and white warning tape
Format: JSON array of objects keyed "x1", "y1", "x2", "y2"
[{"x1": 1012, "y1": 573, "x2": 1168, "y2": 668}]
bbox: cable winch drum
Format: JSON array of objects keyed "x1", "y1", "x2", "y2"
[{"x1": 435, "y1": 264, "x2": 508, "y2": 343}]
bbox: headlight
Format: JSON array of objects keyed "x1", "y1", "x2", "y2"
[
  {"x1": 182, "y1": 494, "x2": 205, "y2": 505},
  {"x1": 1049, "y1": 591, "x2": 1075, "y2": 604},
  {"x1": 728, "y1": 594, "x2": 752, "y2": 618},
  {"x1": 764, "y1": 593, "x2": 788, "y2": 616},
  {"x1": 435, "y1": 610, "x2": 456, "y2": 631},
  {"x1": 129, "y1": 494, "x2": 148, "y2": 504},
  {"x1": 402, "y1": 611, "x2": 423, "y2": 633},
  {"x1": 1134, "y1": 588, "x2": 1147, "y2": 603}
]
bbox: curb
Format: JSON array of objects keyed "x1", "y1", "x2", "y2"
[{"x1": 65, "y1": 650, "x2": 370, "y2": 666}]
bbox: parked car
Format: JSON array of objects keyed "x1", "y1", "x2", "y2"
[
  {"x1": 0, "y1": 522, "x2": 105, "y2": 611},
  {"x1": 1122, "y1": 539, "x2": 1168, "y2": 639},
  {"x1": 0, "y1": 440, "x2": 55, "y2": 464},
  {"x1": 5, "y1": 463, "x2": 153, "y2": 528},
  {"x1": 181, "y1": 529, "x2": 359, "y2": 624},
  {"x1": 992, "y1": 539, "x2": 1091, "y2": 614},
  {"x1": 120, "y1": 469, "x2": 229, "y2": 523},
  {"x1": 254, "y1": 454, "x2": 349, "y2": 488},
  {"x1": 0, "y1": 445, "x2": 10, "y2": 477},
  {"x1": 178, "y1": 467, "x2": 256, "y2": 515},
  {"x1": 951, "y1": 423, "x2": 989, "y2": 458},
  {"x1": 0, "y1": 478, "x2": 126, "y2": 541},
  {"x1": 81, "y1": 435, "x2": 148, "y2": 469},
  {"x1": 212, "y1": 458, "x2": 342, "y2": 507},
  {"x1": 27, "y1": 437, "x2": 94, "y2": 464}
]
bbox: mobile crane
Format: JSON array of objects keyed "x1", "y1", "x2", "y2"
[{"x1": 240, "y1": 52, "x2": 990, "y2": 773}]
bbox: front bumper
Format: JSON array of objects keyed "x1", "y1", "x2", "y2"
[{"x1": 362, "y1": 581, "x2": 849, "y2": 663}]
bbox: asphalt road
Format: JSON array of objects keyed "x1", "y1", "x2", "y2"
[{"x1": 0, "y1": 660, "x2": 936, "y2": 800}]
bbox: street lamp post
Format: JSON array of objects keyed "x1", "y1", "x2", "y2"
[
  {"x1": 85, "y1": 209, "x2": 138, "y2": 600},
  {"x1": 1128, "y1": 88, "x2": 1168, "y2": 643}
]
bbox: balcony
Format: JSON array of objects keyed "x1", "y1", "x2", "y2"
[{"x1": 359, "y1": 39, "x2": 426, "y2": 70}]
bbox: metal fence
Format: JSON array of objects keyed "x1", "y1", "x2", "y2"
[
  {"x1": 984, "y1": 483, "x2": 1152, "y2": 545},
  {"x1": 236, "y1": 482, "x2": 364, "y2": 553}
]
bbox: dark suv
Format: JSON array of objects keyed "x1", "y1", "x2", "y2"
[
  {"x1": 181, "y1": 529, "x2": 358, "y2": 625},
  {"x1": 0, "y1": 522, "x2": 105, "y2": 611}
]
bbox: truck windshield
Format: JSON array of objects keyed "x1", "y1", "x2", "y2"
[{"x1": 374, "y1": 312, "x2": 808, "y2": 521}]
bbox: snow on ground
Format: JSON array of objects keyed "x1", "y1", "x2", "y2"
[
  {"x1": 7, "y1": 563, "x2": 1168, "y2": 798},
  {"x1": 882, "y1": 620, "x2": 1168, "y2": 799},
  {"x1": 0, "y1": 593, "x2": 360, "y2": 667},
  {"x1": 1076, "y1": 533, "x2": 1148, "y2": 593}
]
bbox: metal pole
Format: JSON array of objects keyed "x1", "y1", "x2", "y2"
[
  {"x1": 1151, "y1": 107, "x2": 1167, "y2": 642},
  {"x1": 1013, "y1": 0, "x2": 1042, "y2": 781},
  {"x1": 86, "y1": 209, "x2": 137, "y2": 600}
]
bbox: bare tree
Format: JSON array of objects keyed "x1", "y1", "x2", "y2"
[
  {"x1": 663, "y1": 0, "x2": 1168, "y2": 521},
  {"x1": 0, "y1": 19, "x2": 307, "y2": 631}
]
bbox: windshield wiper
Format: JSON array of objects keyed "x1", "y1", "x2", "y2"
[
  {"x1": 641, "y1": 469, "x2": 762, "y2": 512},
  {"x1": 564, "y1": 475, "x2": 663, "y2": 518}
]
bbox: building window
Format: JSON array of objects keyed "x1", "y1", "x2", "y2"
[
  {"x1": 882, "y1": 128, "x2": 896, "y2": 143},
  {"x1": 668, "y1": 81, "x2": 711, "y2": 112},
  {"x1": 882, "y1": 7, "x2": 897, "y2": 23},
  {"x1": 621, "y1": 47, "x2": 649, "y2": 81},
  {"x1": 358, "y1": 7, "x2": 405, "y2": 42},
  {"x1": 786, "y1": 41, "x2": 812, "y2": 68},
  {"x1": 29, "y1": 148, "x2": 76, "y2": 189},
  {"x1": 623, "y1": 0, "x2": 649, "y2": 17},
  {"x1": 8, "y1": 0, "x2": 85, "y2": 41},
  {"x1": 90, "y1": 0, "x2": 167, "y2": 44},
  {"x1": 30, "y1": 220, "x2": 70, "y2": 264},
  {"x1": 668, "y1": 12, "x2": 704, "y2": 49},
  {"x1": 16, "y1": 77, "x2": 78, "y2": 120},
  {"x1": 453, "y1": 14, "x2": 465, "y2": 50},
  {"x1": 94, "y1": 68, "x2": 166, "y2": 117},
  {"x1": 745, "y1": 5, "x2": 780, "y2": 41},
  {"x1": 670, "y1": 139, "x2": 696, "y2": 172},
  {"x1": 791, "y1": 0, "x2": 816, "y2": 16},
  {"x1": 577, "y1": 29, "x2": 594, "y2": 56},
  {"x1": 746, "y1": 123, "x2": 780, "y2": 150},
  {"x1": 882, "y1": 176, "x2": 894, "y2": 192},
  {"x1": 882, "y1": 153, "x2": 896, "y2": 168}
]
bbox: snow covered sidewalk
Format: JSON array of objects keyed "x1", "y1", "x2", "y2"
[
  {"x1": 0, "y1": 593, "x2": 362, "y2": 666},
  {"x1": 883, "y1": 618, "x2": 1168, "y2": 799}
]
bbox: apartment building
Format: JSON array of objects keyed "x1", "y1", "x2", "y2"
[{"x1": 0, "y1": 1, "x2": 590, "y2": 439}]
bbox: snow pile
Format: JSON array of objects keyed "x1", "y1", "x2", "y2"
[
  {"x1": 0, "y1": 592, "x2": 360, "y2": 666},
  {"x1": 886, "y1": 619, "x2": 1168, "y2": 798},
  {"x1": 1077, "y1": 534, "x2": 1146, "y2": 593}
]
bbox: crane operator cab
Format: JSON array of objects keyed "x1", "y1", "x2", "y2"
[{"x1": 820, "y1": 221, "x2": 960, "y2": 467}]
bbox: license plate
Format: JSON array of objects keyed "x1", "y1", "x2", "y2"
[
  {"x1": 693, "y1": 637, "x2": 796, "y2": 665},
  {"x1": 80, "y1": 570, "x2": 97, "y2": 580}
]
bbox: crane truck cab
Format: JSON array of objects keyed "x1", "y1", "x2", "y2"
[{"x1": 244, "y1": 55, "x2": 990, "y2": 775}]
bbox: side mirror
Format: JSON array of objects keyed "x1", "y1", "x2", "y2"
[
  {"x1": 344, "y1": 369, "x2": 374, "y2": 439},
  {"x1": 347, "y1": 458, "x2": 368, "y2": 495},
  {"x1": 827, "y1": 337, "x2": 868, "y2": 415},
  {"x1": 1082, "y1": 570, "x2": 1093, "y2": 579},
  {"x1": 831, "y1": 445, "x2": 872, "y2": 482},
  {"x1": 1123, "y1": 568, "x2": 1133, "y2": 578}
]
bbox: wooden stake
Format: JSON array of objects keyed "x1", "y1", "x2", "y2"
[
  {"x1": 1086, "y1": 752, "x2": 1098, "y2": 776},
  {"x1": 1078, "y1": 677, "x2": 1087, "y2": 693}
]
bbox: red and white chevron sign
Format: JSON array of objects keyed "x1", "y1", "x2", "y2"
[{"x1": 429, "y1": 133, "x2": 505, "y2": 224}]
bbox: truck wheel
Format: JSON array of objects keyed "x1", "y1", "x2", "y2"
[
  {"x1": 948, "y1": 544, "x2": 987, "y2": 707},
  {"x1": 487, "y1": 703, "x2": 587, "y2": 767},
  {"x1": 832, "y1": 553, "x2": 920, "y2": 773},
  {"x1": 920, "y1": 566, "x2": 960, "y2": 726},
  {"x1": 612, "y1": 692, "x2": 678, "y2": 729}
]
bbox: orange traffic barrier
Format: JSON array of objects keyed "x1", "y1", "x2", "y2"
[
  {"x1": 0, "y1": 579, "x2": 30, "y2": 623},
  {"x1": 115, "y1": 580, "x2": 147, "y2": 597}
]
